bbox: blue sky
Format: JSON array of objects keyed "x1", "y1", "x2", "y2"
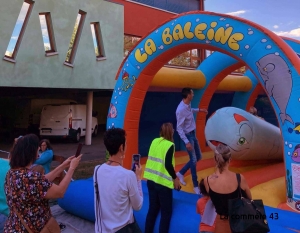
[{"x1": 205, "y1": 0, "x2": 300, "y2": 39}]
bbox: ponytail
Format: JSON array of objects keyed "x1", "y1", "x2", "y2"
[{"x1": 214, "y1": 144, "x2": 231, "y2": 173}]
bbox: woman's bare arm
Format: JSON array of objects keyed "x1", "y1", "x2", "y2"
[
  {"x1": 44, "y1": 155, "x2": 81, "y2": 199},
  {"x1": 45, "y1": 163, "x2": 66, "y2": 182}
]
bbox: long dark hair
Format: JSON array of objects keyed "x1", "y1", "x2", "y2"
[{"x1": 10, "y1": 134, "x2": 39, "y2": 169}]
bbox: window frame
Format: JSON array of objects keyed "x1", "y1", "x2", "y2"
[
  {"x1": 39, "y1": 12, "x2": 58, "y2": 56},
  {"x1": 90, "y1": 22, "x2": 106, "y2": 60},
  {"x1": 64, "y1": 10, "x2": 87, "y2": 67},
  {"x1": 3, "y1": 0, "x2": 35, "y2": 62}
]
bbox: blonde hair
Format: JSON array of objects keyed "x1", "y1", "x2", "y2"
[
  {"x1": 214, "y1": 144, "x2": 231, "y2": 173},
  {"x1": 160, "y1": 122, "x2": 174, "y2": 142}
]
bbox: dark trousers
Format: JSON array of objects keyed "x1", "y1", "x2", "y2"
[{"x1": 145, "y1": 180, "x2": 173, "y2": 233}]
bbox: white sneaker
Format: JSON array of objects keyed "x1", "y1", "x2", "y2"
[
  {"x1": 194, "y1": 187, "x2": 200, "y2": 195},
  {"x1": 176, "y1": 172, "x2": 186, "y2": 186}
]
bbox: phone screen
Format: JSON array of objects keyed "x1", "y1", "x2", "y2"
[
  {"x1": 131, "y1": 154, "x2": 141, "y2": 172},
  {"x1": 75, "y1": 143, "x2": 83, "y2": 157}
]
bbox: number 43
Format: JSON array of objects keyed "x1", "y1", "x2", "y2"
[{"x1": 269, "y1": 213, "x2": 279, "y2": 220}]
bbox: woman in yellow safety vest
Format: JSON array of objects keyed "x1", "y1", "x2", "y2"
[{"x1": 144, "y1": 122, "x2": 181, "y2": 233}]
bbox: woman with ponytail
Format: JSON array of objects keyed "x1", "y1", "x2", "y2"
[{"x1": 204, "y1": 144, "x2": 252, "y2": 233}]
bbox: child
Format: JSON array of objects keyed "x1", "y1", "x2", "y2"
[{"x1": 196, "y1": 179, "x2": 216, "y2": 233}]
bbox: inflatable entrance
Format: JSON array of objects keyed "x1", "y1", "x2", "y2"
[{"x1": 107, "y1": 11, "x2": 300, "y2": 211}]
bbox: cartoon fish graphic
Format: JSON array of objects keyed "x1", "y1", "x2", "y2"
[
  {"x1": 108, "y1": 104, "x2": 117, "y2": 118},
  {"x1": 120, "y1": 70, "x2": 137, "y2": 92},
  {"x1": 291, "y1": 145, "x2": 300, "y2": 163},
  {"x1": 256, "y1": 53, "x2": 293, "y2": 125}
]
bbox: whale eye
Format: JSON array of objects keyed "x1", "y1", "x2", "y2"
[
  {"x1": 238, "y1": 137, "x2": 247, "y2": 145},
  {"x1": 264, "y1": 63, "x2": 275, "y2": 73}
]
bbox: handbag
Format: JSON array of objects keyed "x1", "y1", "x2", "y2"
[
  {"x1": 228, "y1": 174, "x2": 270, "y2": 233},
  {"x1": 94, "y1": 166, "x2": 142, "y2": 233},
  {"x1": 7, "y1": 172, "x2": 60, "y2": 233}
]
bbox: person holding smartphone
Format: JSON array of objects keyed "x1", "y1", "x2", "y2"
[
  {"x1": 4, "y1": 134, "x2": 82, "y2": 233},
  {"x1": 144, "y1": 122, "x2": 181, "y2": 233},
  {"x1": 93, "y1": 128, "x2": 143, "y2": 233}
]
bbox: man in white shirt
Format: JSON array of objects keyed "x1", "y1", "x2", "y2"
[{"x1": 176, "y1": 88, "x2": 208, "y2": 194}]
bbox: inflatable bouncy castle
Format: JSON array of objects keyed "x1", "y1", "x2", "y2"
[{"x1": 59, "y1": 11, "x2": 300, "y2": 233}]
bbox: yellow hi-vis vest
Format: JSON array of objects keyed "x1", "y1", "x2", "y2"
[{"x1": 143, "y1": 137, "x2": 175, "y2": 189}]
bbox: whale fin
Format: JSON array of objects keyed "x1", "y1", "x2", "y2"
[{"x1": 280, "y1": 113, "x2": 294, "y2": 125}]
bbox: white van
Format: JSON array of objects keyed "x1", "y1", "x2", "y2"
[{"x1": 39, "y1": 104, "x2": 98, "y2": 142}]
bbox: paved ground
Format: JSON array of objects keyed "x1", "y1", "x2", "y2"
[{"x1": 0, "y1": 131, "x2": 106, "y2": 162}]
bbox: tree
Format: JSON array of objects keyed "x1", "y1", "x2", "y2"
[
  {"x1": 168, "y1": 51, "x2": 191, "y2": 67},
  {"x1": 124, "y1": 35, "x2": 140, "y2": 56},
  {"x1": 5, "y1": 51, "x2": 13, "y2": 57},
  {"x1": 66, "y1": 20, "x2": 79, "y2": 62},
  {"x1": 95, "y1": 46, "x2": 99, "y2": 57}
]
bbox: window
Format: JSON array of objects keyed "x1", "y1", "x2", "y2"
[
  {"x1": 3, "y1": 0, "x2": 34, "y2": 62},
  {"x1": 65, "y1": 10, "x2": 86, "y2": 66},
  {"x1": 167, "y1": 49, "x2": 201, "y2": 68},
  {"x1": 90, "y1": 22, "x2": 105, "y2": 60},
  {"x1": 206, "y1": 50, "x2": 214, "y2": 57},
  {"x1": 39, "y1": 12, "x2": 57, "y2": 56},
  {"x1": 124, "y1": 35, "x2": 141, "y2": 57}
]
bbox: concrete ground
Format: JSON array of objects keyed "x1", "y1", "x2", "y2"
[{"x1": 0, "y1": 130, "x2": 106, "y2": 162}]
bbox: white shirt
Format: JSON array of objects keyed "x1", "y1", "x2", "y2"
[
  {"x1": 176, "y1": 100, "x2": 199, "y2": 144},
  {"x1": 93, "y1": 163, "x2": 143, "y2": 233}
]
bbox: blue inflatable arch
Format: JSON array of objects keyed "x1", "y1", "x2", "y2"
[{"x1": 107, "y1": 11, "x2": 300, "y2": 211}]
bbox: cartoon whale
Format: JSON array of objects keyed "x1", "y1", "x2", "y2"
[
  {"x1": 205, "y1": 107, "x2": 282, "y2": 160},
  {"x1": 256, "y1": 53, "x2": 293, "y2": 125}
]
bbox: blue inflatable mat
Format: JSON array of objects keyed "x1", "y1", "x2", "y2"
[
  {"x1": 58, "y1": 179, "x2": 199, "y2": 232},
  {"x1": 58, "y1": 179, "x2": 300, "y2": 233}
]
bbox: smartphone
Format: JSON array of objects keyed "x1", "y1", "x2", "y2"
[
  {"x1": 131, "y1": 154, "x2": 141, "y2": 172},
  {"x1": 75, "y1": 143, "x2": 83, "y2": 157}
]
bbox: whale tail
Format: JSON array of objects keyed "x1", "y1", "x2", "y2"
[{"x1": 280, "y1": 113, "x2": 294, "y2": 125}]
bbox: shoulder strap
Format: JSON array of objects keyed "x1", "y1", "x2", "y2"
[
  {"x1": 94, "y1": 165, "x2": 102, "y2": 233},
  {"x1": 7, "y1": 171, "x2": 34, "y2": 233},
  {"x1": 236, "y1": 173, "x2": 242, "y2": 198}
]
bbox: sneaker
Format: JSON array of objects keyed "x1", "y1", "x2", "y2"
[
  {"x1": 176, "y1": 172, "x2": 186, "y2": 186},
  {"x1": 194, "y1": 187, "x2": 200, "y2": 195}
]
